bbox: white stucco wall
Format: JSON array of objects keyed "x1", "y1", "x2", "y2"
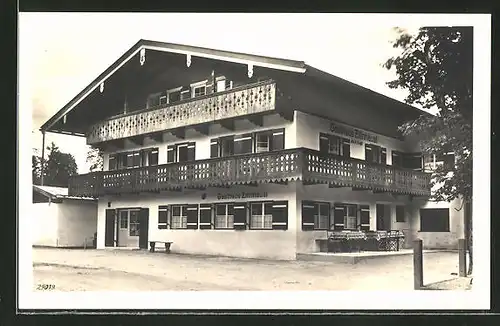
[
  {"x1": 57, "y1": 199, "x2": 98, "y2": 247},
  {"x1": 409, "y1": 197, "x2": 465, "y2": 249},
  {"x1": 32, "y1": 203, "x2": 59, "y2": 246},
  {"x1": 97, "y1": 183, "x2": 299, "y2": 260}
]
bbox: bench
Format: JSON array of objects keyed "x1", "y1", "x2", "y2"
[{"x1": 149, "y1": 241, "x2": 173, "y2": 253}]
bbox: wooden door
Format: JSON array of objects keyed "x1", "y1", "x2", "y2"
[{"x1": 105, "y1": 209, "x2": 116, "y2": 247}]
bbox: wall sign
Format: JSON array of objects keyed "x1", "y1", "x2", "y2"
[
  {"x1": 217, "y1": 192, "x2": 268, "y2": 200},
  {"x1": 330, "y1": 122, "x2": 378, "y2": 145}
]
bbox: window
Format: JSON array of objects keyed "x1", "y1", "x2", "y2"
[
  {"x1": 109, "y1": 155, "x2": 117, "y2": 171},
  {"x1": 148, "y1": 149, "x2": 159, "y2": 166},
  {"x1": 216, "y1": 77, "x2": 233, "y2": 92},
  {"x1": 215, "y1": 204, "x2": 234, "y2": 229},
  {"x1": 345, "y1": 205, "x2": 358, "y2": 230},
  {"x1": 420, "y1": 208, "x2": 450, "y2": 232},
  {"x1": 396, "y1": 206, "x2": 405, "y2": 223},
  {"x1": 119, "y1": 210, "x2": 128, "y2": 229},
  {"x1": 403, "y1": 152, "x2": 423, "y2": 171},
  {"x1": 171, "y1": 205, "x2": 188, "y2": 229},
  {"x1": 158, "y1": 206, "x2": 168, "y2": 229},
  {"x1": 250, "y1": 202, "x2": 273, "y2": 229},
  {"x1": 331, "y1": 203, "x2": 359, "y2": 230},
  {"x1": 301, "y1": 201, "x2": 330, "y2": 230},
  {"x1": 147, "y1": 93, "x2": 161, "y2": 108},
  {"x1": 234, "y1": 133, "x2": 253, "y2": 155},
  {"x1": 199, "y1": 204, "x2": 213, "y2": 229},
  {"x1": 391, "y1": 151, "x2": 403, "y2": 167},
  {"x1": 110, "y1": 149, "x2": 158, "y2": 171},
  {"x1": 424, "y1": 152, "x2": 455, "y2": 172},
  {"x1": 167, "y1": 87, "x2": 182, "y2": 104},
  {"x1": 365, "y1": 144, "x2": 386, "y2": 164},
  {"x1": 254, "y1": 129, "x2": 285, "y2": 153},
  {"x1": 167, "y1": 142, "x2": 196, "y2": 163},
  {"x1": 319, "y1": 133, "x2": 350, "y2": 157},
  {"x1": 180, "y1": 89, "x2": 190, "y2": 100},
  {"x1": 129, "y1": 210, "x2": 140, "y2": 236},
  {"x1": 255, "y1": 133, "x2": 270, "y2": 153}
]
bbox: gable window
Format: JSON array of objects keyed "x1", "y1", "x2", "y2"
[
  {"x1": 167, "y1": 142, "x2": 196, "y2": 163},
  {"x1": 319, "y1": 133, "x2": 350, "y2": 157},
  {"x1": 192, "y1": 81, "x2": 207, "y2": 98},
  {"x1": 215, "y1": 203, "x2": 234, "y2": 229},
  {"x1": 365, "y1": 144, "x2": 386, "y2": 164},
  {"x1": 170, "y1": 205, "x2": 188, "y2": 229},
  {"x1": 420, "y1": 208, "x2": 450, "y2": 232},
  {"x1": 396, "y1": 205, "x2": 405, "y2": 223},
  {"x1": 250, "y1": 202, "x2": 273, "y2": 229}
]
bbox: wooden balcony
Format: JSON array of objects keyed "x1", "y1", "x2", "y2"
[
  {"x1": 87, "y1": 80, "x2": 277, "y2": 145},
  {"x1": 68, "y1": 148, "x2": 431, "y2": 198}
]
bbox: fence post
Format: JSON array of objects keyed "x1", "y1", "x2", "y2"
[
  {"x1": 458, "y1": 238, "x2": 467, "y2": 277},
  {"x1": 413, "y1": 239, "x2": 423, "y2": 290}
]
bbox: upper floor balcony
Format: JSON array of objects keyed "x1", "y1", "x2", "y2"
[
  {"x1": 68, "y1": 147, "x2": 432, "y2": 198},
  {"x1": 87, "y1": 80, "x2": 278, "y2": 145}
]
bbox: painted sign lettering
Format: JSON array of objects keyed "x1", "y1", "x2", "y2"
[
  {"x1": 216, "y1": 192, "x2": 268, "y2": 200},
  {"x1": 330, "y1": 122, "x2": 378, "y2": 144}
]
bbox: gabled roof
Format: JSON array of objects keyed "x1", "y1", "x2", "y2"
[
  {"x1": 33, "y1": 185, "x2": 96, "y2": 201},
  {"x1": 39, "y1": 39, "x2": 307, "y2": 132}
]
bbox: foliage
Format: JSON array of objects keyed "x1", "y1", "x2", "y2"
[
  {"x1": 384, "y1": 26, "x2": 473, "y2": 203},
  {"x1": 384, "y1": 26, "x2": 473, "y2": 274},
  {"x1": 32, "y1": 155, "x2": 41, "y2": 185},
  {"x1": 39, "y1": 142, "x2": 79, "y2": 187},
  {"x1": 86, "y1": 147, "x2": 104, "y2": 172}
]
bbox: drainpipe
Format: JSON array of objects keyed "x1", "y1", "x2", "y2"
[{"x1": 40, "y1": 131, "x2": 46, "y2": 186}]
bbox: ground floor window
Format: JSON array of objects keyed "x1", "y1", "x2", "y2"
[
  {"x1": 250, "y1": 202, "x2": 273, "y2": 229},
  {"x1": 171, "y1": 205, "x2": 188, "y2": 229},
  {"x1": 301, "y1": 201, "x2": 330, "y2": 230},
  {"x1": 215, "y1": 203, "x2": 234, "y2": 229},
  {"x1": 302, "y1": 202, "x2": 370, "y2": 231},
  {"x1": 420, "y1": 208, "x2": 450, "y2": 232}
]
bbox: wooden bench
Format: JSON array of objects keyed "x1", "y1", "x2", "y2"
[{"x1": 149, "y1": 241, "x2": 173, "y2": 253}]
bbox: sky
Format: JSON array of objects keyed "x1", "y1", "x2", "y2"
[{"x1": 20, "y1": 13, "x2": 428, "y2": 173}]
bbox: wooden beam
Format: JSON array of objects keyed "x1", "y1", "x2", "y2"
[
  {"x1": 171, "y1": 128, "x2": 186, "y2": 139},
  {"x1": 193, "y1": 124, "x2": 209, "y2": 136},
  {"x1": 219, "y1": 120, "x2": 234, "y2": 131},
  {"x1": 246, "y1": 115, "x2": 263, "y2": 127}
]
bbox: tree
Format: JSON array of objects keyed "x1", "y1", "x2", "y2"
[
  {"x1": 32, "y1": 155, "x2": 41, "y2": 185},
  {"x1": 43, "y1": 142, "x2": 79, "y2": 187},
  {"x1": 86, "y1": 147, "x2": 104, "y2": 172},
  {"x1": 384, "y1": 27, "x2": 473, "y2": 274}
]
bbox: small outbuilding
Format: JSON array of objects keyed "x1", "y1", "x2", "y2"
[{"x1": 32, "y1": 185, "x2": 98, "y2": 248}]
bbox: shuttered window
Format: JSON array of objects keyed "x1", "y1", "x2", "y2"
[
  {"x1": 158, "y1": 206, "x2": 168, "y2": 229},
  {"x1": 199, "y1": 204, "x2": 213, "y2": 229},
  {"x1": 186, "y1": 204, "x2": 199, "y2": 229},
  {"x1": 359, "y1": 205, "x2": 370, "y2": 231},
  {"x1": 319, "y1": 133, "x2": 350, "y2": 157},
  {"x1": 271, "y1": 201, "x2": 288, "y2": 230},
  {"x1": 170, "y1": 205, "x2": 187, "y2": 229},
  {"x1": 301, "y1": 201, "x2": 330, "y2": 231},
  {"x1": 249, "y1": 202, "x2": 273, "y2": 229},
  {"x1": 233, "y1": 203, "x2": 247, "y2": 230},
  {"x1": 214, "y1": 203, "x2": 234, "y2": 229},
  {"x1": 301, "y1": 201, "x2": 316, "y2": 231},
  {"x1": 167, "y1": 145, "x2": 176, "y2": 163}
]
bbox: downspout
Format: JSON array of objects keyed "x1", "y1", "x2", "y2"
[{"x1": 40, "y1": 131, "x2": 46, "y2": 186}]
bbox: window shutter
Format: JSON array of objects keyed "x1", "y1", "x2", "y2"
[
  {"x1": 233, "y1": 203, "x2": 247, "y2": 230},
  {"x1": 319, "y1": 134, "x2": 329, "y2": 154},
  {"x1": 158, "y1": 206, "x2": 169, "y2": 229},
  {"x1": 359, "y1": 205, "x2": 370, "y2": 231},
  {"x1": 186, "y1": 204, "x2": 199, "y2": 229},
  {"x1": 149, "y1": 148, "x2": 159, "y2": 166},
  {"x1": 167, "y1": 145, "x2": 176, "y2": 163},
  {"x1": 199, "y1": 204, "x2": 212, "y2": 229},
  {"x1": 109, "y1": 155, "x2": 117, "y2": 171},
  {"x1": 365, "y1": 145, "x2": 373, "y2": 163},
  {"x1": 381, "y1": 148, "x2": 387, "y2": 165},
  {"x1": 342, "y1": 139, "x2": 350, "y2": 157},
  {"x1": 271, "y1": 201, "x2": 288, "y2": 230},
  {"x1": 187, "y1": 142, "x2": 196, "y2": 161},
  {"x1": 301, "y1": 200, "x2": 315, "y2": 231},
  {"x1": 333, "y1": 204, "x2": 346, "y2": 230},
  {"x1": 270, "y1": 130, "x2": 285, "y2": 151},
  {"x1": 210, "y1": 139, "x2": 219, "y2": 158}
]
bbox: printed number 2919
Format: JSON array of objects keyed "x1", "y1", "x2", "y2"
[{"x1": 36, "y1": 284, "x2": 55, "y2": 291}]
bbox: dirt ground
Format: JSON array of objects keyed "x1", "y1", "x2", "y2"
[{"x1": 32, "y1": 247, "x2": 470, "y2": 291}]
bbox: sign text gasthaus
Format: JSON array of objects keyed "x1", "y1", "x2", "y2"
[
  {"x1": 330, "y1": 122, "x2": 378, "y2": 144},
  {"x1": 217, "y1": 192, "x2": 268, "y2": 200}
]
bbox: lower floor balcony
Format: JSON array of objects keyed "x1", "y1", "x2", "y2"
[{"x1": 68, "y1": 147, "x2": 431, "y2": 198}]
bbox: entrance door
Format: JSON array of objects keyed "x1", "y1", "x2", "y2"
[
  {"x1": 117, "y1": 209, "x2": 140, "y2": 247},
  {"x1": 376, "y1": 204, "x2": 391, "y2": 231},
  {"x1": 138, "y1": 208, "x2": 149, "y2": 249},
  {"x1": 105, "y1": 209, "x2": 116, "y2": 247}
]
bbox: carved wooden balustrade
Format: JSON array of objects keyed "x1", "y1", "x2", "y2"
[
  {"x1": 68, "y1": 148, "x2": 431, "y2": 198},
  {"x1": 87, "y1": 80, "x2": 277, "y2": 144}
]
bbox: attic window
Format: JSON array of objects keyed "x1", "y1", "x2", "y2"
[
  {"x1": 216, "y1": 77, "x2": 233, "y2": 92},
  {"x1": 191, "y1": 80, "x2": 207, "y2": 98}
]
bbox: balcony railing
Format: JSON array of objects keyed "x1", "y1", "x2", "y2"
[
  {"x1": 69, "y1": 148, "x2": 431, "y2": 198},
  {"x1": 87, "y1": 80, "x2": 277, "y2": 144}
]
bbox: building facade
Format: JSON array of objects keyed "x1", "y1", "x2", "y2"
[{"x1": 40, "y1": 40, "x2": 465, "y2": 260}]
